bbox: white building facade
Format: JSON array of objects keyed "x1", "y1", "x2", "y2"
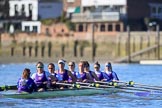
[
  {"x1": 9, "y1": 0, "x2": 41, "y2": 33},
  {"x1": 72, "y1": 0, "x2": 127, "y2": 23}
]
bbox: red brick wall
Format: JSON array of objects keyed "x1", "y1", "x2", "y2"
[{"x1": 41, "y1": 23, "x2": 70, "y2": 37}]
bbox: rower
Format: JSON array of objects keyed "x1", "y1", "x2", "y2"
[
  {"x1": 17, "y1": 68, "x2": 37, "y2": 93},
  {"x1": 83, "y1": 61, "x2": 99, "y2": 82},
  {"x1": 47, "y1": 63, "x2": 58, "y2": 89},
  {"x1": 31, "y1": 61, "x2": 48, "y2": 92},
  {"x1": 68, "y1": 61, "x2": 81, "y2": 82},
  {"x1": 93, "y1": 61, "x2": 107, "y2": 81},
  {"x1": 104, "y1": 62, "x2": 119, "y2": 82},
  {"x1": 55, "y1": 59, "x2": 76, "y2": 83},
  {"x1": 78, "y1": 61, "x2": 87, "y2": 82}
]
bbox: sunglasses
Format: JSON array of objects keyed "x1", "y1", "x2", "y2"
[
  {"x1": 48, "y1": 68, "x2": 54, "y2": 69},
  {"x1": 94, "y1": 66, "x2": 99, "y2": 68},
  {"x1": 68, "y1": 65, "x2": 73, "y2": 66},
  {"x1": 37, "y1": 66, "x2": 43, "y2": 68}
]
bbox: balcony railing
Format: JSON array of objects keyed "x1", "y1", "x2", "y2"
[{"x1": 71, "y1": 12, "x2": 120, "y2": 22}]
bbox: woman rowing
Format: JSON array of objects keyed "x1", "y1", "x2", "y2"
[
  {"x1": 77, "y1": 61, "x2": 94, "y2": 83},
  {"x1": 68, "y1": 61, "x2": 81, "y2": 82},
  {"x1": 104, "y1": 62, "x2": 119, "y2": 82},
  {"x1": 83, "y1": 61, "x2": 99, "y2": 82},
  {"x1": 31, "y1": 61, "x2": 48, "y2": 91},
  {"x1": 17, "y1": 68, "x2": 37, "y2": 93},
  {"x1": 47, "y1": 63, "x2": 58, "y2": 89},
  {"x1": 55, "y1": 59, "x2": 76, "y2": 83},
  {"x1": 93, "y1": 61, "x2": 107, "y2": 81}
]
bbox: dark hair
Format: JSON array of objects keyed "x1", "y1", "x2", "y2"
[
  {"x1": 106, "y1": 62, "x2": 112, "y2": 70},
  {"x1": 36, "y1": 61, "x2": 44, "y2": 67},
  {"x1": 22, "y1": 68, "x2": 30, "y2": 79},
  {"x1": 84, "y1": 61, "x2": 89, "y2": 68},
  {"x1": 94, "y1": 61, "x2": 100, "y2": 67},
  {"x1": 68, "y1": 61, "x2": 75, "y2": 67},
  {"x1": 48, "y1": 63, "x2": 55, "y2": 67}
]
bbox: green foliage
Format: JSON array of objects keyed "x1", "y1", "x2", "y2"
[
  {"x1": 65, "y1": 20, "x2": 75, "y2": 31},
  {"x1": 60, "y1": 12, "x2": 66, "y2": 22},
  {"x1": 41, "y1": 19, "x2": 54, "y2": 25}
]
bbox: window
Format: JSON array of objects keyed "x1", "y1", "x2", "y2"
[
  {"x1": 100, "y1": 24, "x2": 105, "y2": 32},
  {"x1": 29, "y1": 4, "x2": 33, "y2": 10},
  {"x1": 116, "y1": 24, "x2": 120, "y2": 31},
  {"x1": 33, "y1": 26, "x2": 37, "y2": 33},
  {"x1": 158, "y1": 7, "x2": 162, "y2": 13},
  {"x1": 78, "y1": 24, "x2": 83, "y2": 32},
  {"x1": 29, "y1": 4, "x2": 33, "y2": 20},
  {"x1": 15, "y1": 5, "x2": 18, "y2": 16},
  {"x1": 25, "y1": 26, "x2": 30, "y2": 32},
  {"x1": 151, "y1": 7, "x2": 156, "y2": 14},
  {"x1": 22, "y1": 4, "x2": 25, "y2": 11},
  {"x1": 108, "y1": 24, "x2": 113, "y2": 31},
  {"x1": 21, "y1": 4, "x2": 25, "y2": 17}
]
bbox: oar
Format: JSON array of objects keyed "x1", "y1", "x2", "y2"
[
  {"x1": 76, "y1": 82, "x2": 118, "y2": 88},
  {"x1": 57, "y1": 82, "x2": 162, "y2": 97},
  {"x1": 95, "y1": 81, "x2": 162, "y2": 94},
  {"x1": 95, "y1": 81, "x2": 119, "y2": 86},
  {"x1": 117, "y1": 81, "x2": 162, "y2": 90},
  {"x1": 0, "y1": 85, "x2": 17, "y2": 91},
  {"x1": 55, "y1": 82, "x2": 105, "y2": 90}
]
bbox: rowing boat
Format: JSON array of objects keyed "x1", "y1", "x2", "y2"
[
  {"x1": 1, "y1": 81, "x2": 162, "y2": 99},
  {"x1": 1, "y1": 88, "x2": 119, "y2": 99}
]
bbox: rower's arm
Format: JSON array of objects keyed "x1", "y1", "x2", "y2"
[
  {"x1": 112, "y1": 72, "x2": 119, "y2": 81},
  {"x1": 86, "y1": 73, "x2": 94, "y2": 83}
]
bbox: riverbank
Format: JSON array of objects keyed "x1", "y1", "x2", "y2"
[{"x1": 0, "y1": 31, "x2": 161, "y2": 64}]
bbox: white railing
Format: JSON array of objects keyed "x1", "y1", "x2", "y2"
[{"x1": 71, "y1": 12, "x2": 120, "y2": 22}]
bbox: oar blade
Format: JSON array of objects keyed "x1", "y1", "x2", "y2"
[{"x1": 134, "y1": 92, "x2": 150, "y2": 97}]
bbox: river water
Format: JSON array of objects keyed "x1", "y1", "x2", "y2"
[{"x1": 0, "y1": 63, "x2": 162, "y2": 108}]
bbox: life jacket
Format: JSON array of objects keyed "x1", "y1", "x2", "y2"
[
  {"x1": 17, "y1": 78, "x2": 35, "y2": 93},
  {"x1": 56, "y1": 69, "x2": 69, "y2": 81},
  {"x1": 48, "y1": 73, "x2": 58, "y2": 82},
  {"x1": 89, "y1": 71, "x2": 99, "y2": 81},
  {"x1": 95, "y1": 71, "x2": 104, "y2": 81},
  {"x1": 80, "y1": 72, "x2": 87, "y2": 80},
  {"x1": 71, "y1": 71, "x2": 81, "y2": 79},
  {"x1": 34, "y1": 72, "x2": 47, "y2": 86},
  {"x1": 105, "y1": 71, "x2": 119, "y2": 81}
]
